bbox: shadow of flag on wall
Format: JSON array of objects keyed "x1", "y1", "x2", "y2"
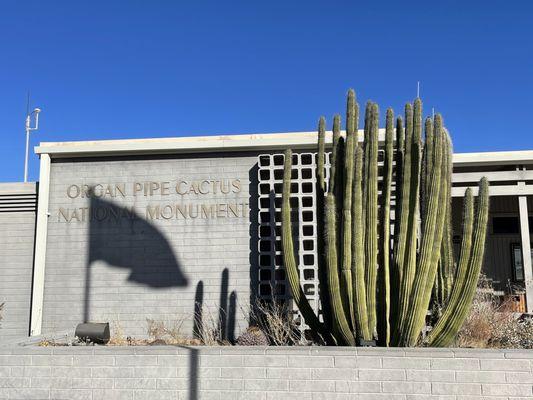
[{"x1": 84, "y1": 193, "x2": 188, "y2": 322}]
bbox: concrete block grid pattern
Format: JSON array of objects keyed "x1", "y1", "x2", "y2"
[
  {"x1": 257, "y1": 152, "x2": 330, "y2": 330},
  {"x1": 0, "y1": 346, "x2": 531, "y2": 399}
]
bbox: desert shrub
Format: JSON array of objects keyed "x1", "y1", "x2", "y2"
[
  {"x1": 248, "y1": 299, "x2": 304, "y2": 346},
  {"x1": 456, "y1": 278, "x2": 532, "y2": 349},
  {"x1": 491, "y1": 315, "x2": 533, "y2": 349},
  {"x1": 145, "y1": 318, "x2": 200, "y2": 345}
]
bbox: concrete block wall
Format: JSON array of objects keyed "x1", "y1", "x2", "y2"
[
  {"x1": 43, "y1": 153, "x2": 259, "y2": 338},
  {"x1": 0, "y1": 346, "x2": 531, "y2": 399},
  {"x1": 0, "y1": 183, "x2": 37, "y2": 342}
]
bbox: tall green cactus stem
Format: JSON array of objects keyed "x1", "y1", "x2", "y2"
[
  {"x1": 428, "y1": 178, "x2": 490, "y2": 347},
  {"x1": 392, "y1": 103, "x2": 415, "y2": 344},
  {"x1": 389, "y1": 116, "x2": 404, "y2": 334},
  {"x1": 329, "y1": 115, "x2": 342, "y2": 193},
  {"x1": 377, "y1": 108, "x2": 394, "y2": 346},
  {"x1": 325, "y1": 192, "x2": 356, "y2": 345},
  {"x1": 316, "y1": 117, "x2": 332, "y2": 330},
  {"x1": 317, "y1": 117, "x2": 326, "y2": 194},
  {"x1": 400, "y1": 117, "x2": 448, "y2": 346},
  {"x1": 423, "y1": 117, "x2": 442, "y2": 307},
  {"x1": 442, "y1": 132, "x2": 455, "y2": 302},
  {"x1": 362, "y1": 101, "x2": 372, "y2": 249},
  {"x1": 281, "y1": 149, "x2": 326, "y2": 339},
  {"x1": 351, "y1": 145, "x2": 370, "y2": 340},
  {"x1": 364, "y1": 103, "x2": 379, "y2": 336},
  {"x1": 341, "y1": 90, "x2": 358, "y2": 328},
  {"x1": 421, "y1": 117, "x2": 434, "y2": 231}
]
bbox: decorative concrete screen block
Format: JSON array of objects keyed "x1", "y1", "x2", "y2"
[{"x1": 257, "y1": 152, "x2": 331, "y2": 328}]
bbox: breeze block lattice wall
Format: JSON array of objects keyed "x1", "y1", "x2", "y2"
[
  {"x1": 257, "y1": 152, "x2": 332, "y2": 329},
  {"x1": 257, "y1": 149, "x2": 390, "y2": 332}
]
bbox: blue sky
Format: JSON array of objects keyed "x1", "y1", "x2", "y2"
[{"x1": 0, "y1": 1, "x2": 531, "y2": 182}]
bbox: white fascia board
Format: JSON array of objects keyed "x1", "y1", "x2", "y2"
[
  {"x1": 0, "y1": 182, "x2": 36, "y2": 195},
  {"x1": 34, "y1": 130, "x2": 387, "y2": 158},
  {"x1": 452, "y1": 150, "x2": 533, "y2": 166},
  {"x1": 35, "y1": 131, "x2": 533, "y2": 166}
]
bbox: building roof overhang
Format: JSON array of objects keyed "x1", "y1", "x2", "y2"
[{"x1": 35, "y1": 131, "x2": 533, "y2": 167}]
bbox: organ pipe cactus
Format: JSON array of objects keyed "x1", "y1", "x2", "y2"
[{"x1": 280, "y1": 89, "x2": 490, "y2": 347}]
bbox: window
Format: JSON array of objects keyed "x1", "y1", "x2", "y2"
[
  {"x1": 511, "y1": 243, "x2": 533, "y2": 282},
  {"x1": 492, "y1": 216, "x2": 533, "y2": 234}
]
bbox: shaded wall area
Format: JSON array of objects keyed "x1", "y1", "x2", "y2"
[
  {"x1": 42, "y1": 153, "x2": 258, "y2": 338},
  {"x1": 0, "y1": 183, "x2": 37, "y2": 342}
]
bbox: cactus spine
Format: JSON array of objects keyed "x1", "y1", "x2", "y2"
[{"x1": 279, "y1": 89, "x2": 490, "y2": 347}]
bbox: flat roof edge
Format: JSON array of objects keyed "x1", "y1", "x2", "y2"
[{"x1": 34, "y1": 131, "x2": 533, "y2": 165}]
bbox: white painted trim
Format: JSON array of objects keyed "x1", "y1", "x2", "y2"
[
  {"x1": 452, "y1": 184, "x2": 533, "y2": 197},
  {"x1": 518, "y1": 194, "x2": 533, "y2": 313},
  {"x1": 0, "y1": 182, "x2": 36, "y2": 195},
  {"x1": 452, "y1": 170, "x2": 533, "y2": 183},
  {"x1": 35, "y1": 131, "x2": 533, "y2": 166},
  {"x1": 30, "y1": 154, "x2": 51, "y2": 336},
  {"x1": 34, "y1": 131, "x2": 336, "y2": 157}
]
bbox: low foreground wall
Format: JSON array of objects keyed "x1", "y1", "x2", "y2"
[{"x1": 0, "y1": 345, "x2": 532, "y2": 399}]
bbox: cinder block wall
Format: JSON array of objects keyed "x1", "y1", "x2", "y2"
[
  {"x1": 43, "y1": 153, "x2": 260, "y2": 338},
  {"x1": 0, "y1": 183, "x2": 37, "y2": 342},
  {"x1": 0, "y1": 346, "x2": 531, "y2": 399}
]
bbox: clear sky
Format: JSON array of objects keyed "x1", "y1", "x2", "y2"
[{"x1": 0, "y1": 1, "x2": 531, "y2": 182}]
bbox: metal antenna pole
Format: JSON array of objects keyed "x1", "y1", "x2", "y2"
[
  {"x1": 24, "y1": 93, "x2": 31, "y2": 183},
  {"x1": 417, "y1": 81, "x2": 420, "y2": 98},
  {"x1": 23, "y1": 93, "x2": 41, "y2": 183}
]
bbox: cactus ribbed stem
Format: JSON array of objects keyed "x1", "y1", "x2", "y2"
[
  {"x1": 325, "y1": 192, "x2": 356, "y2": 345},
  {"x1": 316, "y1": 117, "x2": 332, "y2": 330},
  {"x1": 341, "y1": 90, "x2": 358, "y2": 328},
  {"x1": 401, "y1": 117, "x2": 448, "y2": 346},
  {"x1": 329, "y1": 116, "x2": 341, "y2": 193},
  {"x1": 377, "y1": 108, "x2": 394, "y2": 346},
  {"x1": 389, "y1": 116, "x2": 404, "y2": 333},
  {"x1": 421, "y1": 117, "x2": 434, "y2": 231},
  {"x1": 392, "y1": 103, "x2": 415, "y2": 344},
  {"x1": 442, "y1": 134, "x2": 455, "y2": 301},
  {"x1": 352, "y1": 145, "x2": 370, "y2": 340},
  {"x1": 281, "y1": 149, "x2": 325, "y2": 338},
  {"x1": 428, "y1": 178, "x2": 490, "y2": 347},
  {"x1": 364, "y1": 103, "x2": 379, "y2": 336}
]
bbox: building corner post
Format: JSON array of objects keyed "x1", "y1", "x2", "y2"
[
  {"x1": 518, "y1": 194, "x2": 533, "y2": 313},
  {"x1": 30, "y1": 153, "x2": 51, "y2": 336}
]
